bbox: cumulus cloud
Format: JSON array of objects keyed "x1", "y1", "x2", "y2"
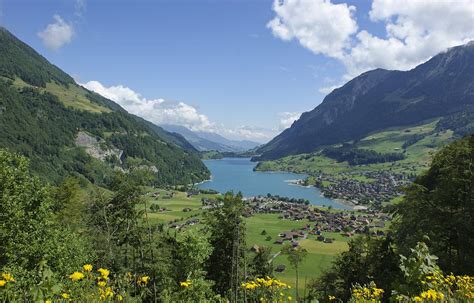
[
  {"x1": 268, "y1": 0, "x2": 474, "y2": 87},
  {"x1": 80, "y1": 80, "x2": 276, "y2": 143},
  {"x1": 81, "y1": 80, "x2": 214, "y2": 132},
  {"x1": 278, "y1": 112, "x2": 302, "y2": 130},
  {"x1": 267, "y1": 0, "x2": 358, "y2": 59},
  {"x1": 222, "y1": 125, "x2": 278, "y2": 143},
  {"x1": 38, "y1": 14, "x2": 74, "y2": 51}
]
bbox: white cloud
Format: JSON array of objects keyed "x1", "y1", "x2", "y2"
[
  {"x1": 80, "y1": 80, "x2": 276, "y2": 143},
  {"x1": 343, "y1": 0, "x2": 474, "y2": 77},
  {"x1": 81, "y1": 80, "x2": 214, "y2": 131},
  {"x1": 222, "y1": 126, "x2": 277, "y2": 143},
  {"x1": 38, "y1": 15, "x2": 74, "y2": 51},
  {"x1": 267, "y1": 0, "x2": 358, "y2": 59},
  {"x1": 268, "y1": 0, "x2": 474, "y2": 86},
  {"x1": 74, "y1": 0, "x2": 87, "y2": 17},
  {"x1": 278, "y1": 112, "x2": 302, "y2": 130}
]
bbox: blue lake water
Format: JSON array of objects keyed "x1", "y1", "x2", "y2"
[{"x1": 197, "y1": 158, "x2": 348, "y2": 209}]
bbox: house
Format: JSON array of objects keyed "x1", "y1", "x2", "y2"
[
  {"x1": 275, "y1": 264, "x2": 286, "y2": 272},
  {"x1": 250, "y1": 244, "x2": 260, "y2": 253}
]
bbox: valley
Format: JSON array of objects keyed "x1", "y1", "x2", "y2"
[{"x1": 0, "y1": 8, "x2": 473, "y2": 302}]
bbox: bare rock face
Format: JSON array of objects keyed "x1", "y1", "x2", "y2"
[{"x1": 75, "y1": 131, "x2": 123, "y2": 162}]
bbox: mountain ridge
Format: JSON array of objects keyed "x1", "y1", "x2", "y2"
[
  {"x1": 256, "y1": 41, "x2": 474, "y2": 160},
  {"x1": 0, "y1": 27, "x2": 209, "y2": 185},
  {"x1": 161, "y1": 124, "x2": 260, "y2": 152}
]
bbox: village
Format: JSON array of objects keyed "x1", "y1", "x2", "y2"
[{"x1": 313, "y1": 170, "x2": 411, "y2": 207}]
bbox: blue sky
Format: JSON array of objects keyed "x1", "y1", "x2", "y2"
[{"x1": 2, "y1": 0, "x2": 473, "y2": 142}]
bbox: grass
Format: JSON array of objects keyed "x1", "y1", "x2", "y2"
[
  {"x1": 245, "y1": 214, "x2": 348, "y2": 292},
  {"x1": 256, "y1": 120, "x2": 455, "y2": 179},
  {"x1": 10, "y1": 77, "x2": 110, "y2": 113},
  {"x1": 142, "y1": 189, "x2": 350, "y2": 293}
]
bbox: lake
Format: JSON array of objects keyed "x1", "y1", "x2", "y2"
[{"x1": 197, "y1": 158, "x2": 349, "y2": 209}]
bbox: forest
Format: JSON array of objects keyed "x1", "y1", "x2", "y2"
[
  {"x1": 321, "y1": 145, "x2": 405, "y2": 166},
  {"x1": 0, "y1": 134, "x2": 472, "y2": 302}
]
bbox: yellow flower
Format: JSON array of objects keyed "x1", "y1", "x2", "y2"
[
  {"x1": 117, "y1": 294, "x2": 124, "y2": 301},
  {"x1": 329, "y1": 295, "x2": 336, "y2": 301},
  {"x1": 0, "y1": 280, "x2": 6, "y2": 287},
  {"x1": 98, "y1": 280, "x2": 107, "y2": 287},
  {"x1": 83, "y1": 264, "x2": 93, "y2": 272},
  {"x1": 44, "y1": 300, "x2": 52, "y2": 303},
  {"x1": 1, "y1": 273, "x2": 14, "y2": 282},
  {"x1": 69, "y1": 271, "x2": 85, "y2": 282},
  {"x1": 98, "y1": 268, "x2": 110, "y2": 279},
  {"x1": 288, "y1": 296, "x2": 292, "y2": 301},
  {"x1": 61, "y1": 293, "x2": 69, "y2": 299},
  {"x1": 139, "y1": 275, "x2": 150, "y2": 285},
  {"x1": 180, "y1": 279, "x2": 192, "y2": 288}
]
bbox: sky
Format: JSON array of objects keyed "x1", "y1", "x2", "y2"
[{"x1": 1, "y1": 0, "x2": 473, "y2": 143}]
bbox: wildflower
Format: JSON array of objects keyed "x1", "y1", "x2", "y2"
[
  {"x1": 98, "y1": 268, "x2": 110, "y2": 279},
  {"x1": 117, "y1": 294, "x2": 124, "y2": 301},
  {"x1": 329, "y1": 295, "x2": 336, "y2": 301},
  {"x1": 83, "y1": 264, "x2": 93, "y2": 272},
  {"x1": 45, "y1": 300, "x2": 52, "y2": 303},
  {"x1": 61, "y1": 293, "x2": 69, "y2": 299},
  {"x1": 98, "y1": 280, "x2": 107, "y2": 287},
  {"x1": 0, "y1": 280, "x2": 6, "y2": 287},
  {"x1": 180, "y1": 279, "x2": 192, "y2": 288},
  {"x1": 288, "y1": 296, "x2": 292, "y2": 301},
  {"x1": 1, "y1": 273, "x2": 14, "y2": 282},
  {"x1": 69, "y1": 271, "x2": 85, "y2": 282},
  {"x1": 138, "y1": 275, "x2": 150, "y2": 286}
]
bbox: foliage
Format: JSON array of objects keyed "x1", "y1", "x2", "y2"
[
  {"x1": 204, "y1": 192, "x2": 247, "y2": 299},
  {"x1": 322, "y1": 145, "x2": 405, "y2": 165},
  {"x1": 308, "y1": 236, "x2": 401, "y2": 302},
  {"x1": 0, "y1": 28, "x2": 73, "y2": 87},
  {"x1": 0, "y1": 80, "x2": 208, "y2": 186},
  {"x1": 391, "y1": 134, "x2": 474, "y2": 275},
  {"x1": 282, "y1": 244, "x2": 307, "y2": 301},
  {"x1": 249, "y1": 246, "x2": 274, "y2": 279},
  {"x1": 0, "y1": 150, "x2": 91, "y2": 288}
]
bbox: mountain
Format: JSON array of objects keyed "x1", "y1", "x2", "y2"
[
  {"x1": 0, "y1": 27, "x2": 209, "y2": 185},
  {"x1": 257, "y1": 42, "x2": 474, "y2": 160},
  {"x1": 161, "y1": 124, "x2": 260, "y2": 152}
]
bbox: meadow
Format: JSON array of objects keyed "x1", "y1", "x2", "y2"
[{"x1": 142, "y1": 189, "x2": 350, "y2": 292}]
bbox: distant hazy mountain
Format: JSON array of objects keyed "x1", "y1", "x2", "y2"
[
  {"x1": 161, "y1": 124, "x2": 260, "y2": 152},
  {"x1": 257, "y1": 42, "x2": 474, "y2": 160}
]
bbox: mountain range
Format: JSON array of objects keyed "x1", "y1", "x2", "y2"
[
  {"x1": 161, "y1": 124, "x2": 260, "y2": 152},
  {"x1": 0, "y1": 27, "x2": 209, "y2": 185},
  {"x1": 256, "y1": 42, "x2": 474, "y2": 160}
]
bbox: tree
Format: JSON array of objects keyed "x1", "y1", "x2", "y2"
[
  {"x1": 0, "y1": 150, "x2": 90, "y2": 284},
  {"x1": 250, "y1": 246, "x2": 273, "y2": 278},
  {"x1": 308, "y1": 236, "x2": 401, "y2": 303},
  {"x1": 391, "y1": 134, "x2": 474, "y2": 275},
  {"x1": 282, "y1": 244, "x2": 307, "y2": 301},
  {"x1": 87, "y1": 177, "x2": 144, "y2": 272},
  {"x1": 204, "y1": 192, "x2": 246, "y2": 301}
]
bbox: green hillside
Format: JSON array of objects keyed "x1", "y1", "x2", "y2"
[
  {"x1": 0, "y1": 28, "x2": 209, "y2": 186},
  {"x1": 256, "y1": 42, "x2": 474, "y2": 160}
]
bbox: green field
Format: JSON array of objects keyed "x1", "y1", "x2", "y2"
[
  {"x1": 9, "y1": 77, "x2": 110, "y2": 113},
  {"x1": 256, "y1": 120, "x2": 455, "y2": 179},
  {"x1": 142, "y1": 189, "x2": 350, "y2": 293}
]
